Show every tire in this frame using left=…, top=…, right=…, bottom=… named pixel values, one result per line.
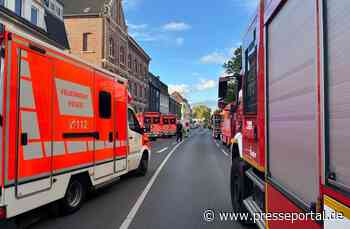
left=137, top=153, right=149, bottom=176
left=230, top=159, right=252, bottom=223
left=60, top=178, right=86, bottom=215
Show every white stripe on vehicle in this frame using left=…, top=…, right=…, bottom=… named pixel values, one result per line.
left=67, top=141, right=87, bottom=154
left=21, top=111, right=40, bottom=139
left=20, top=80, right=35, bottom=109
left=23, top=142, right=43, bottom=160
left=20, top=59, right=30, bottom=78
left=95, top=140, right=105, bottom=150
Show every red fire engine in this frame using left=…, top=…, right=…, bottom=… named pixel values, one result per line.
left=0, top=16, right=151, bottom=223
left=229, top=0, right=350, bottom=228
left=137, top=112, right=162, bottom=139
left=161, top=114, right=177, bottom=137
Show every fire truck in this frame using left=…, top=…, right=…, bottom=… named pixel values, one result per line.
left=211, top=111, right=222, bottom=139
left=136, top=112, right=162, bottom=139
left=218, top=75, right=242, bottom=146
left=229, top=0, right=350, bottom=228
left=0, top=14, right=151, bottom=224
left=161, top=114, right=177, bottom=137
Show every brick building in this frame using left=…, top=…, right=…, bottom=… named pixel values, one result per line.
left=62, top=0, right=150, bottom=112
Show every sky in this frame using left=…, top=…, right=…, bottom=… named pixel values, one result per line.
left=123, top=0, right=258, bottom=109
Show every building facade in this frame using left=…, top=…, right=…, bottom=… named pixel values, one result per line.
left=148, top=72, right=161, bottom=112
left=171, top=91, right=192, bottom=122
left=159, top=81, right=169, bottom=114
left=0, top=0, right=69, bottom=49
left=63, top=0, right=150, bottom=112
left=169, top=96, right=181, bottom=119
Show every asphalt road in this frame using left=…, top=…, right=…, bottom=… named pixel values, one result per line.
left=21, top=129, right=255, bottom=229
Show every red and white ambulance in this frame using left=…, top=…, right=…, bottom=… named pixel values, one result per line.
left=0, top=15, right=151, bottom=223
left=161, top=114, right=177, bottom=137
left=136, top=112, right=162, bottom=139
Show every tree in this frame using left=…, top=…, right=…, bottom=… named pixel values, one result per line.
left=192, top=105, right=212, bottom=123
left=223, top=47, right=242, bottom=75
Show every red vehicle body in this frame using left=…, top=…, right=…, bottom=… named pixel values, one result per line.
left=229, top=0, right=350, bottom=228
left=0, top=16, right=151, bottom=223
left=137, top=112, right=162, bottom=138
left=161, top=114, right=177, bottom=137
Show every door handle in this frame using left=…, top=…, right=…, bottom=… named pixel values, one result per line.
left=21, top=133, right=28, bottom=146
left=129, top=136, right=133, bottom=140
left=109, top=132, right=114, bottom=142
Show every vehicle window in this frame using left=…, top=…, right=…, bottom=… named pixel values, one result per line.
left=244, top=48, right=257, bottom=114
left=153, top=117, right=160, bottom=124
left=99, top=91, right=111, bottom=119
left=144, top=117, right=151, bottom=124
left=163, top=118, right=169, bottom=124
left=128, top=109, right=141, bottom=132
left=170, top=119, right=176, bottom=124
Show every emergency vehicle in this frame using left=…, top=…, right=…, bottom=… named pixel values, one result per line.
left=229, top=0, right=350, bottom=228
left=161, top=114, right=177, bottom=137
left=0, top=14, right=151, bottom=223
left=136, top=112, right=162, bottom=139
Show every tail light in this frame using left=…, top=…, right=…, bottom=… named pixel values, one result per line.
left=0, top=207, right=6, bottom=220
left=142, top=134, right=150, bottom=147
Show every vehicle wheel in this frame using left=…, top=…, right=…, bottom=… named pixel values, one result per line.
left=137, top=153, right=149, bottom=176
left=60, top=178, right=86, bottom=215
left=230, top=159, right=252, bottom=223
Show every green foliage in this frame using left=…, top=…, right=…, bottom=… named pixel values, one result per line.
left=223, top=47, right=242, bottom=75
left=192, top=105, right=212, bottom=123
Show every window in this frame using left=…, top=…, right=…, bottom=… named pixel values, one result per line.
left=134, top=83, right=137, bottom=96
left=82, top=33, right=91, bottom=51
left=56, top=6, right=61, bottom=17
left=144, top=117, right=152, bottom=124
left=120, top=46, right=125, bottom=64
left=128, top=109, right=141, bottom=132
left=99, top=91, right=111, bottom=119
left=128, top=54, right=132, bottom=68
left=244, top=47, right=257, bottom=114
left=31, top=6, right=38, bottom=25
left=134, top=59, right=138, bottom=72
left=15, top=0, right=22, bottom=16
left=153, top=117, right=160, bottom=124
left=109, top=38, right=115, bottom=58
left=44, top=0, right=49, bottom=7
left=163, top=119, right=169, bottom=124
left=0, top=0, right=4, bottom=6
left=50, top=1, right=55, bottom=11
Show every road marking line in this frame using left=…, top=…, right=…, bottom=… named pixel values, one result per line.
left=119, top=141, right=184, bottom=229
left=221, top=149, right=229, bottom=157
left=157, top=147, right=168, bottom=154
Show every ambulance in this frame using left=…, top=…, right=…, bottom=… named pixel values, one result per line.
left=0, top=14, right=151, bottom=223
left=160, top=114, right=177, bottom=137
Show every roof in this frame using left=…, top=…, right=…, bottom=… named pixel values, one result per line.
left=62, top=0, right=107, bottom=16
left=0, top=6, right=69, bottom=50
left=44, top=10, right=70, bottom=49
left=128, top=35, right=151, bottom=62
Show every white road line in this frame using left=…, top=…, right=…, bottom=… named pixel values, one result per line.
left=157, top=147, right=168, bottom=154
left=221, top=149, right=230, bottom=157
left=119, top=141, right=184, bottom=229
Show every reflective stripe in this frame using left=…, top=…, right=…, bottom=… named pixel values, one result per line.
left=21, top=50, right=28, bottom=58
left=23, top=142, right=43, bottom=160
left=105, top=141, right=113, bottom=149
left=44, top=141, right=65, bottom=156
left=20, top=80, right=35, bottom=109
left=21, top=111, right=40, bottom=139
left=87, top=141, right=94, bottom=151
left=115, top=140, right=121, bottom=147
left=95, top=141, right=105, bottom=150
left=20, top=59, right=30, bottom=78
left=67, top=141, right=87, bottom=154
